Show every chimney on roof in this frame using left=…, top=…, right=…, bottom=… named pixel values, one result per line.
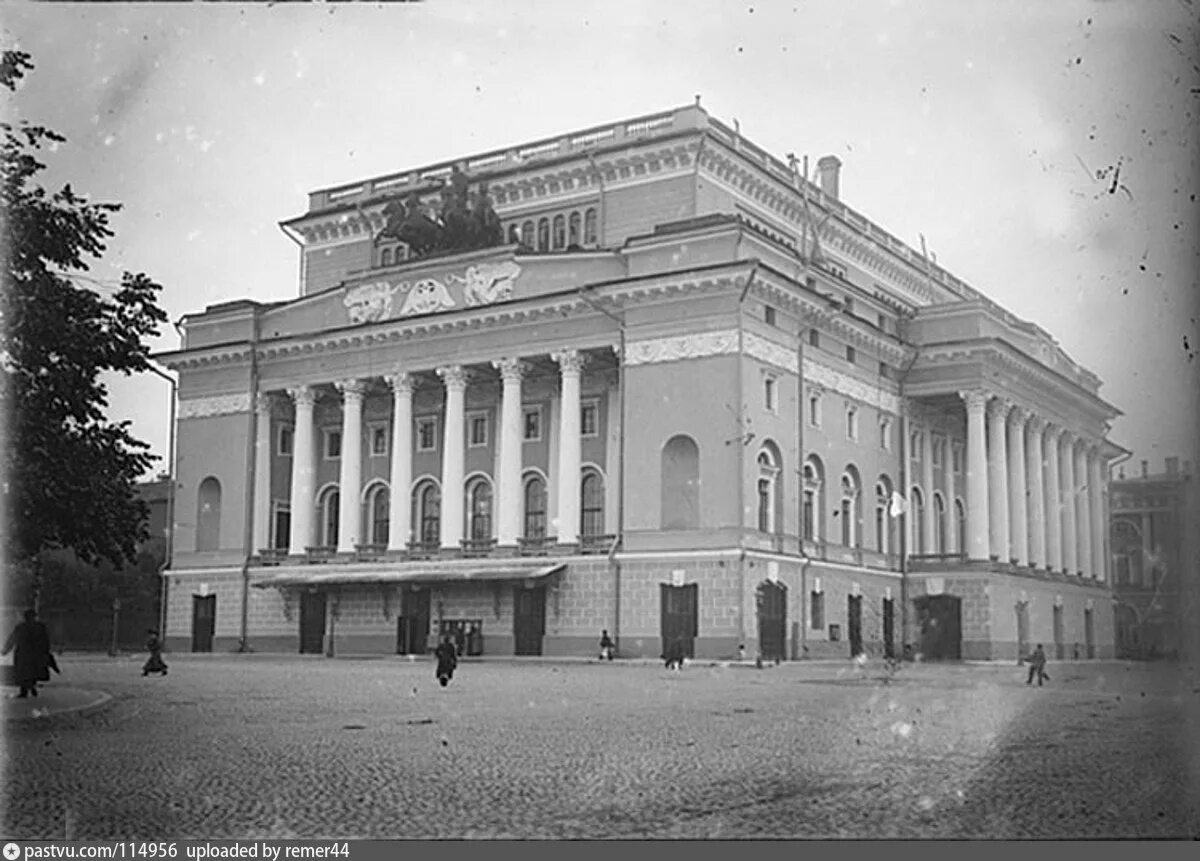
left=817, top=155, right=842, bottom=200
left=1140, top=459, right=1149, bottom=478
left=1166, top=456, right=1179, bottom=476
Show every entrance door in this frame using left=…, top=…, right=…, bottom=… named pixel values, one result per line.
left=299, top=591, right=327, bottom=654
left=1084, top=608, right=1095, bottom=659
left=1016, top=601, right=1030, bottom=661
left=756, top=581, right=786, bottom=663
left=191, top=595, right=216, bottom=653
left=660, top=583, right=698, bottom=659
left=914, top=594, right=962, bottom=660
left=882, top=598, right=896, bottom=659
left=1053, top=605, right=1065, bottom=659
left=397, top=587, right=431, bottom=654
left=847, top=594, right=864, bottom=657
left=513, top=586, right=546, bottom=656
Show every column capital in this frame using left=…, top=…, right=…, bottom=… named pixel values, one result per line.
left=493, top=357, right=527, bottom=384
left=255, top=392, right=277, bottom=417
left=1026, top=414, right=1047, bottom=434
left=1008, top=404, right=1032, bottom=425
left=552, top=348, right=586, bottom=376
left=386, top=371, right=413, bottom=396
left=335, top=378, right=366, bottom=401
left=1059, top=429, right=1078, bottom=448
left=437, top=364, right=470, bottom=391
left=287, top=385, right=316, bottom=408
left=1043, top=422, right=1063, bottom=443
left=958, top=389, right=992, bottom=412
left=986, top=397, right=1013, bottom=421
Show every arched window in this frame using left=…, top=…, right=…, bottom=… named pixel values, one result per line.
left=568, top=211, right=581, bottom=246
left=933, top=492, right=947, bottom=555
left=803, top=456, right=824, bottom=542
left=365, top=483, right=389, bottom=546
left=380, top=247, right=393, bottom=267
left=319, top=486, right=340, bottom=548
left=467, top=477, right=493, bottom=542
left=955, top=499, right=966, bottom=555
left=583, top=208, right=598, bottom=245
left=196, top=476, right=221, bottom=552
left=581, top=470, right=604, bottom=538
left=662, top=435, right=700, bottom=530
left=413, top=480, right=441, bottom=548
left=911, top=487, right=925, bottom=555
left=840, top=468, right=861, bottom=547
left=523, top=474, right=547, bottom=539
left=756, top=446, right=781, bottom=534
left=507, top=224, right=520, bottom=245
left=520, top=220, right=534, bottom=248
left=537, top=218, right=550, bottom=252
left=875, top=478, right=892, bottom=554
left=552, top=214, right=566, bottom=250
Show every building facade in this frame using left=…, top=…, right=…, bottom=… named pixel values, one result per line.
left=160, top=103, right=1124, bottom=661
left=1110, top=457, right=1193, bottom=659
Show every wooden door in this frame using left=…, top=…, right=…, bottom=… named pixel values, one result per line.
left=915, top=594, right=961, bottom=660
left=299, top=591, right=327, bottom=654
left=513, top=586, right=546, bottom=656
left=660, top=583, right=698, bottom=659
left=847, top=594, right=864, bottom=657
left=191, top=595, right=216, bottom=653
left=397, top=588, right=431, bottom=654
left=756, top=581, right=786, bottom=663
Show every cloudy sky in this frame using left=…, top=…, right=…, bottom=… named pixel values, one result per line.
left=5, top=0, right=1198, bottom=478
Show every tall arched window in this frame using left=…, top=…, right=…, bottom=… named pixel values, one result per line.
left=580, top=470, right=605, bottom=538
left=366, top=483, right=389, bottom=546
left=552, top=214, right=566, bottom=250
left=933, top=492, right=947, bottom=555
left=536, top=218, right=550, bottom=252
left=955, top=499, right=966, bottom=557
left=413, top=480, right=441, bottom=548
left=756, top=446, right=781, bottom=533
left=840, top=468, right=861, bottom=547
left=583, top=208, right=598, bottom=245
left=520, top=220, right=534, bottom=248
left=803, top=456, right=824, bottom=541
left=196, top=476, right=222, bottom=552
left=874, top=478, right=892, bottom=554
left=523, top=474, right=547, bottom=539
left=319, top=486, right=340, bottom=548
left=568, top=211, right=581, bottom=246
left=380, top=247, right=393, bottom=267
left=661, top=435, right=700, bottom=530
left=467, top=477, right=493, bottom=542
left=911, top=487, right=926, bottom=555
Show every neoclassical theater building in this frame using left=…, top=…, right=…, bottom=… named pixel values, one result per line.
left=160, top=103, right=1126, bottom=661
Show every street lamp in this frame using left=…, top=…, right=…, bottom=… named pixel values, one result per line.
left=146, top=363, right=177, bottom=641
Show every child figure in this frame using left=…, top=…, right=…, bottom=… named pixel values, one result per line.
left=142, top=629, right=168, bottom=677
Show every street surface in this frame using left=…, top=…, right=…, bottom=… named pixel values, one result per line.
left=3, top=655, right=1198, bottom=839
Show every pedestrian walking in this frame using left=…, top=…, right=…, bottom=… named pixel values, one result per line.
left=599, top=629, right=615, bottom=661
left=2, top=609, right=56, bottom=698
left=1025, top=643, right=1050, bottom=686
left=142, top=629, right=168, bottom=677
left=434, top=635, right=458, bottom=687
left=664, top=635, right=686, bottom=671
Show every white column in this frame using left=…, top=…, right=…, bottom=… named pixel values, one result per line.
left=1007, top=406, right=1029, bottom=567
left=941, top=436, right=957, bottom=555
left=494, top=357, right=525, bottom=546
left=921, top=425, right=936, bottom=554
left=960, top=389, right=990, bottom=561
left=287, top=385, right=317, bottom=553
left=1044, top=424, right=1062, bottom=572
left=1089, top=446, right=1105, bottom=580
left=554, top=348, right=585, bottom=546
left=386, top=372, right=413, bottom=552
left=253, top=393, right=273, bottom=553
left=437, top=365, right=468, bottom=549
left=987, top=398, right=1011, bottom=562
left=335, top=379, right=365, bottom=554
left=1060, top=432, right=1078, bottom=575
left=1025, top=415, right=1047, bottom=568
left=1074, top=441, right=1090, bottom=578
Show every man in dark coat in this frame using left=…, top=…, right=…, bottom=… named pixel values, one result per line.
left=434, top=635, right=458, bottom=687
left=3, top=609, right=54, bottom=698
left=1026, top=643, right=1049, bottom=686
left=143, top=629, right=168, bottom=677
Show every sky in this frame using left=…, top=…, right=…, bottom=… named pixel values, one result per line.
left=4, top=0, right=1198, bottom=479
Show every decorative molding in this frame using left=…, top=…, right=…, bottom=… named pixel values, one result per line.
left=958, top=389, right=992, bottom=412
left=386, top=372, right=413, bottom=396
left=179, top=393, right=252, bottom=420
left=335, top=379, right=366, bottom=401
left=742, top=331, right=798, bottom=374
left=552, top=348, right=586, bottom=376
left=804, top=358, right=901, bottom=414
left=288, top=385, right=317, bottom=409
left=625, top=329, right=739, bottom=366
left=437, top=365, right=469, bottom=391
left=494, top=357, right=526, bottom=384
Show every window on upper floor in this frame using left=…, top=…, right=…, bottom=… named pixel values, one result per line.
left=952, top=444, right=963, bottom=474
left=879, top=361, right=890, bottom=380
left=323, top=429, right=342, bottom=460
left=416, top=417, right=438, bottom=453
left=846, top=404, right=859, bottom=441
left=520, top=220, right=534, bottom=249
left=880, top=417, right=892, bottom=451
left=764, top=305, right=777, bottom=326
left=278, top=425, right=294, bottom=457
left=552, top=214, right=566, bottom=251
left=523, top=405, right=543, bottom=442
left=846, top=345, right=856, bottom=365
left=568, top=212, right=581, bottom=247
left=370, top=424, right=389, bottom=457
left=808, top=391, right=822, bottom=428
left=584, top=208, right=598, bottom=245
left=844, top=296, right=854, bottom=315
left=764, top=375, right=778, bottom=414
left=932, top=437, right=944, bottom=468
left=468, top=412, right=489, bottom=448
left=581, top=400, right=599, bottom=438
left=537, top=218, right=550, bottom=252
left=809, top=329, right=820, bottom=349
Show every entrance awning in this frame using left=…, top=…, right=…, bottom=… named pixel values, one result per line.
left=252, top=562, right=565, bottom=590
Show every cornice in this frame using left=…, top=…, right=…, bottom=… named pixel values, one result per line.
left=160, top=345, right=253, bottom=372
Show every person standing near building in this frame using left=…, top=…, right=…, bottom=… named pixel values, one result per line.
left=599, top=629, right=615, bottom=661
left=1026, top=643, right=1049, bottom=686
left=2, top=609, right=54, bottom=698
left=142, top=628, right=168, bottom=677
left=434, top=635, right=458, bottom=687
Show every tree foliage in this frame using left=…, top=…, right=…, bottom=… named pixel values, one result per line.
left=1, top=50, right=168, bottom=576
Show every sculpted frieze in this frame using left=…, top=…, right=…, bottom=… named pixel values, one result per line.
left=343, top=260, right=522, bottom=325
left=625, top=329, right=739, bottom=366
left=179, top=393, right=252, bottom=420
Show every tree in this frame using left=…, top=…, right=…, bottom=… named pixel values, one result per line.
left=1, top=51, right=168, bottom=602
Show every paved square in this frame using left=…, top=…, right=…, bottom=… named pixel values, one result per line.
left=3, top=655, right=1198, bottom=839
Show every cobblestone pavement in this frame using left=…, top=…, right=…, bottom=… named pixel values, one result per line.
left=3, top=655, right=1198, bottom=839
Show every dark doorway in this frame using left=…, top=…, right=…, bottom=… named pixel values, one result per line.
left=273, top=509, right=291, bottom=552
left=1084, top=608, right=1095, bottom=659
left=882, top=598, right=896, bottom=659
left=756, top=581, right=786, bottom=663
left=191, top=595, right=216, bottom=653
left=1053, top=605, right=1065, bottom=659
left=513, top=585, right=546, bottom=656
left=914, top=594, right=962, bottom=660
left=397, top=587, right=431, bottom=655
left=299, top=590, right=327, bottom=654
left=1016, top=601, right=1030, bottom=661
left=660, top=583, right=698, bottom=659
left=847, top=594, right=864, bottom=657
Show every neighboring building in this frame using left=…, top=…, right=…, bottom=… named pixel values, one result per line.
left=158, top=103, right=1126, bottom=661
left=1110, top=457, right=1193, bottom=659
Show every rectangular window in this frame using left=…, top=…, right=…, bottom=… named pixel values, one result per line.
left=877, top=312, right=887, bottom=331
left=843, top=296, right=854, bottom=315
left=416, top=417, right=438, bottom=452
left=809, top=394, right=821, bottom=428
left=828, top=623, right=842, bottom=642
left=370, top=424, right=389, bottom=457
left=933, top=438, right=943, bottom=467
left=952, top=445, right=963, bottom=474
left=581, top=401, right=599, bottom=438
left=846, top=405, right=858, bottom=441
left=809, top=329, right=820, bottom=348
left=468, top=412, right=489, bottom=447
left=880, top=418, right=891, bottom=451
left=810, top=591, right=825, bottom=630
left=764, top=305, right=777, bottom=326
left=323, top=429, right=342, bottom=459
left=277, top=425, right=294, bottom=457
left=764, top=376, right=777, bottom=413
left=846, top=345, right=856, bottom=365
left=523, top=405, right=543, bottom=442
left=879, top=361, right=890, bottom=379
